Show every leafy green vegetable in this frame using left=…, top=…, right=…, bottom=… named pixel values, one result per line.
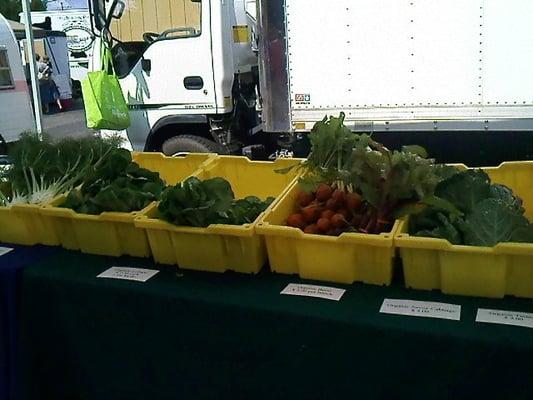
left=408, top=169, right=533, bottom=247
left=434, top=170, right=491, bottom=214
left=278, top=113, right=455, bottom=234
left=351, top=138, right=443, bottom=207
left=224, top=196, right=275, bottom=225
left=158, top=177, right=234, bottom=227
left=61, top=149, right=165, bottom=215
left=489, top=184, right=524, bottom=213
left=412, top=211, right=463, bottom=245
left=158, top=177, right=273, bottom=227
left=433, top=164, right=461, bottom=181
left=421, top=196, right=463, bottom=217
left=459, top=198, right=528, bottom=247
left=347, top=135, right=452, bottom=233
left=1, top=133, right=121, bottom=205
left=277, top=113, right=360, bottom=192
left=510, top=224, right=533, bottom=243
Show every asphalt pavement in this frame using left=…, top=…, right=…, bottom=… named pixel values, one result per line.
left=42, top=98, right=93, bottom=140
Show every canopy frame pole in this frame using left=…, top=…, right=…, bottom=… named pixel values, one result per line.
left=21, top=0, right=44, bottom=138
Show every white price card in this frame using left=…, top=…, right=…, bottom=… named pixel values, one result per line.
left=97, top=267, right=159, bottom=282
left=476, top=308, right=533, bottom=329
left=280, top=283, right=346, bottom=301
left=380, top=299, right=461, bottom=321
left=0, top=247, right=13, bottom=257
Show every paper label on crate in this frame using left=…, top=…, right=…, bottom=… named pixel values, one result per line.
left=380, top=299, right=461, bottom=321
left=0, top=247, right=13, bottom=257
left=476, top=308, right=533, bottom=329
left=97, top=267, right=159, bottom=282
left=280, top=283, right=346, bottom=301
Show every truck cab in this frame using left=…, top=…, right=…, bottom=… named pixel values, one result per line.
left=90, top=0, right=260, bottom=155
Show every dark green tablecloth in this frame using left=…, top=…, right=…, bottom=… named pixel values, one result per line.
left=19, top=250, right=533, bottom=400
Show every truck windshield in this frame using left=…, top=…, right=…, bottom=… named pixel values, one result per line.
left=110, top=0, right=202, bottom=42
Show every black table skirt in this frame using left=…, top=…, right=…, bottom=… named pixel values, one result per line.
left=18, top=250, right=533, bottom=400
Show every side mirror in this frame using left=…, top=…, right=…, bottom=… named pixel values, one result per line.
left=93, top=0, right=125, bottom=32
left=111, top=1, right=126, bottom=19
left=106, top=1, right=125, bottom=28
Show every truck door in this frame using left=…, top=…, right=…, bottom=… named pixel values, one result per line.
left=107, top=0, right=216, bottom=113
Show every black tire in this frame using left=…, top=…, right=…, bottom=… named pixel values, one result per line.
left=161, top=135, right=227, bottom=155
left=0, top=135, right=7, bottom=156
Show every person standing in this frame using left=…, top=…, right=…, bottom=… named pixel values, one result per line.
left=43, top=56, right=64, bottom=112
left=36, top=54, right=52, bottom=114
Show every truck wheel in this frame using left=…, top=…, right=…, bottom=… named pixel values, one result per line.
left=161, top=135, right=227, bottom=155
left=0, top=136, right=7, bottom=155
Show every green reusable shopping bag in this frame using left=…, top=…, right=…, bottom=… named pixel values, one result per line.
left=82, top=45, right=130, bottom=130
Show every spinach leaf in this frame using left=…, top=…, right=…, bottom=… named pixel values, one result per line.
left=158, top=177, right=273, bottom=227
left=223, top=196, right=275, bottom=225
left=158, top=177, right=235, bottom=227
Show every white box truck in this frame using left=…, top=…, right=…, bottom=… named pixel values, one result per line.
left=88, top=0, right=533, bottom=162
left=13, top=22, right=73, bottom=102
left=0, top=14, right=35, bottom=144
left=21, top=9, right=94, bottom=85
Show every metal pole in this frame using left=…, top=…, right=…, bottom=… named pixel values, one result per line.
left=21, top=0, right=44, bottom=138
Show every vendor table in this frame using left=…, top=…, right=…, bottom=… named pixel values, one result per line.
left=19, top=250, right=533, bottom=400
left=0, top=244, right=56, bottom=400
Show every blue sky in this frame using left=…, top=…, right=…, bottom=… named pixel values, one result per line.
left=46, top=0, right=88, bottom=10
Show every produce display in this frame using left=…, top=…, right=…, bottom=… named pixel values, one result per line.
left=1, top=114, right=532, bottom=261
left=409, top=169, right=533, bottom=246
left=0, top=118, right=533, bottom=296
left=281, top=113, right=455, bottom=235
left=0, top=133, right=121, bottom=206
left=158, top=176, right=274, bottom=227
left=61, top=148, right=165, bottom=214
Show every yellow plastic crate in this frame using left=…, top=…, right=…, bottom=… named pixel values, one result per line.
left=396, top=161, right=533, bottom=298
left=135, top=156, right=303, bottom=273
left=0, top=205, right=36, bottom=245
left=256, top=181, right=399, bottom=285
left=0, top=203, right=61, bottom=246
left=40, top=152, right=214, bottom=257
left=131, top=152, right=217, bottom=185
